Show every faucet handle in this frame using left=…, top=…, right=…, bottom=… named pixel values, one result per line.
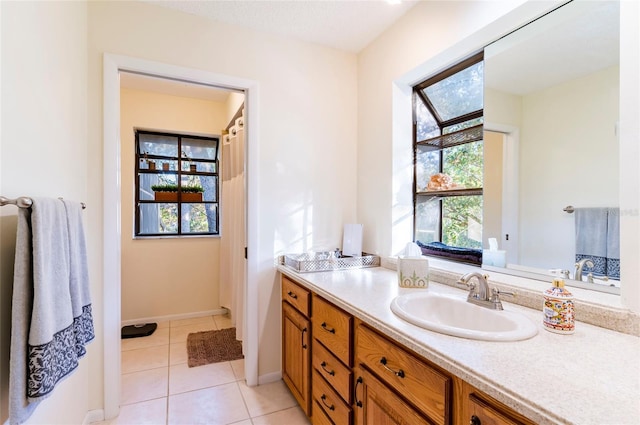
left=491, top=288, right=515, bottom=302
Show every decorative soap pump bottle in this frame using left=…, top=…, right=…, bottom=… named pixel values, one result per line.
left=542, top=278, right=575, bottom=334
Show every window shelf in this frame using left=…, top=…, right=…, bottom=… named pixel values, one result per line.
left=416, top=187, right=483, bottom=200
left=417, top=124, right=484, bottom=151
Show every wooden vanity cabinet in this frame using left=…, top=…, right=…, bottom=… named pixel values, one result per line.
left=281, top=274, right=536, bottom=425
left=282, top=277, right=312, bottom=416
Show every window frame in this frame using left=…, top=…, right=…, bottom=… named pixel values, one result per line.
left=412, top=52, right=484, bottom=263
left=134, top=129, right=220, bottom=237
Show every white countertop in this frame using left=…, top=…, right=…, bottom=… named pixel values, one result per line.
left=278, top=265, right=640, bottom=425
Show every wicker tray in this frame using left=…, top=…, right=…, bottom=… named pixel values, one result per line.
left=283, top=252, right=380, bottom=273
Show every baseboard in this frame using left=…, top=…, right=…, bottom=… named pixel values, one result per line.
left=83, top=409, right=104, bottom=425
left=258, top=370, right=283, bottom=385
left=121, top=308, right=228, bottom=327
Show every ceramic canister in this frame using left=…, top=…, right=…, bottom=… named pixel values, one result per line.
left=542, top=278, right=575, bottom=334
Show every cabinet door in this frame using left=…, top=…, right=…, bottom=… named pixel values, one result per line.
left=354, top=367, right=434, bottom=425
left=466, top=393, right=532, bottom=425
left=282, top=301, right=311, bottom=416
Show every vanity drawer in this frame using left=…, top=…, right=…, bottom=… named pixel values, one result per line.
left=312, top=295, right=353, bottom=366
left=356, top=324, right=451, bottom=425
left=312, top=338, right=353, bottom=403
left=282, top=276, right=310, bottom=317
left=312, top=370, right=352, bottom=425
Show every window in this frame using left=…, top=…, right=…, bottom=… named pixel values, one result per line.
left=413, top=52, right=484, bottom=263
left=135, top=130, right=220, bottom=236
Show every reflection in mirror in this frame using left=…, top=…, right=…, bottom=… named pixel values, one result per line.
left=483, top=0, right=620, bottom=293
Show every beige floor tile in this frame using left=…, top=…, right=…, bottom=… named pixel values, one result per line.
left=169, top=342, right=188, bottom=365
left=252, top=406, right=311, bottom=425
left=238, top=380, right=298, bottom=418
left=213, top=314, right=234, bottom=329
left=108, top=398, right=167, bottom=424
left=170, top=322, right=216, bottom=344
left=168, top=382, right=249, bottom=425
left=122, top=345, right=169, bottom=374
left=227, top=421, right=252, bottom=425
left=121, top=328, right=170, bottom=351
left=230, top=359, right=245, bottom=381
left=169, top=361, right=236, bottom=395
left=121, top=367, right=168, bottom=405
left=170, top=315, right=215, bottom=328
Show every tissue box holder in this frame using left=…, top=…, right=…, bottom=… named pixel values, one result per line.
left=397, top=257, right=429, bottom=288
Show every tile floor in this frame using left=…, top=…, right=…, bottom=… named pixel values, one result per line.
left=96, top=314, right=310, bottom=425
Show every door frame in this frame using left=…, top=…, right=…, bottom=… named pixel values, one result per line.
left=102, top=53, right=259, bottom=419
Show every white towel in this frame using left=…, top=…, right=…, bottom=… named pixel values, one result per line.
left=9, top=198, right=94, bottom=424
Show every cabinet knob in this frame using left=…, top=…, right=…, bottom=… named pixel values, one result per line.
left=287, top=291, right=298, bottom=299
left=380, top=357, right=405, bottom=378
left=321, top=322, right=336, bottom=334
left=470, top=415, right=481, bottom=425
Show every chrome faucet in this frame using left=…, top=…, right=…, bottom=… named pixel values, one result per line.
left=456, top=272, right=514, bottom=310
left=574, top=259, right=595, bottom=281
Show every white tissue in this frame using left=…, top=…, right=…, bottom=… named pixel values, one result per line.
left=483, top=237, right=506, bottom=267
left=402, top=242, right=422, bottom=258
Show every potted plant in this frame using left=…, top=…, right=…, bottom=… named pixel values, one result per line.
left=141, top=151, right=156, bottom=170
left=151, top=183, right=204, bottom=202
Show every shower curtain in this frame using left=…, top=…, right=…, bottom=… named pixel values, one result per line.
left=219, top=117, right=246, bottom=342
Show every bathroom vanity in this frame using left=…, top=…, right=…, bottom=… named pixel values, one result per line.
left=279, top=266, right=640, bottom=425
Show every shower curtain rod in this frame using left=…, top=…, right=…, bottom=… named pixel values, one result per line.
left=0, top=196, right=86, bottom=209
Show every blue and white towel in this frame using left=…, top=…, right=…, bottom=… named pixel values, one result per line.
left=9, top=198, right=94, bottom=424
left=575, top=207, right=620, bottom=279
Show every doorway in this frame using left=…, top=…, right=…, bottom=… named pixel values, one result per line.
left=103, top=54, right=259, bottom=420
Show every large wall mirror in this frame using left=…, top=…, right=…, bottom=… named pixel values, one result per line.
left=483, top=0, right=620, bottom=294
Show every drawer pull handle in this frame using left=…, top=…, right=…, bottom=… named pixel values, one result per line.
left=354, top=376, right=363, bottom=408
left=321, top=322, right=336, bottom=334
left=470, top=415, right=481, bottom=425
left=301, top=327, right=308, bottom=349
left=320, top=394, right=335, bottom=411
left=320, top=361, right=335, bottom=376
left=287, top=291, right=298, bottom=299
left=380, top=357, right=405, bottom=378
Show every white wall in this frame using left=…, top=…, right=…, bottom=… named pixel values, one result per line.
left=120, top=88, right=226, bottom=322
left=357, top=0, right=530, bottom=257
left=0, top=1, right=92, bottom=424
left=518, top=66, right=619, bottom=271
left=88, top=0, right=358, bottom=400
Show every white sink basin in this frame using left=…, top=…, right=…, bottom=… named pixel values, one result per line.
left=390, top=292, right=538, bottom=341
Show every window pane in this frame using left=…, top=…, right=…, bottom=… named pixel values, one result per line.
left=138, top=134, right=178, bottom=158
left=416, top=147, right=440, bottom=192
left=181, top=175, right=217, bottom=202
left=182, top=160, right=217, bottom=174
left=442, top=141, right=483, bottom=189
left=442, top=196, right=482, bottom=249
left=182, top=137, right=218, bottom=161
left=422, top=61, right=483, bottom=121
left=415, top=95, right=439, bottom=141
left=181, top=203, right=218, bottom=234
left=415, top=198, right=441, bottom=244
left=139, top=203, right=178, bottom=234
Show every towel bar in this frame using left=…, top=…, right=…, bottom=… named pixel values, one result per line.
left=0, top=196, right=86, bottom=209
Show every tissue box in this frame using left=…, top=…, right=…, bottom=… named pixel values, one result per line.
left=482, top=250, right=506, bottom=267
left=397, top=257, right=429, bottom=288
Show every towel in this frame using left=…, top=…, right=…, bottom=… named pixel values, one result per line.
left=9, top=198, right=94, bottom=424
left=574, top=207, right=620, bottom=279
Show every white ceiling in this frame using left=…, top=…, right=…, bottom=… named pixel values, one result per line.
left=143, top=0, right=418, bottom=53
left=124, top=0, right=418, bottom=99
left=485, top=1, right=619, bottom=96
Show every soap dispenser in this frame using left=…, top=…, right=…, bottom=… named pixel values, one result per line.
left=542, top=278, right=575, bottom=334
